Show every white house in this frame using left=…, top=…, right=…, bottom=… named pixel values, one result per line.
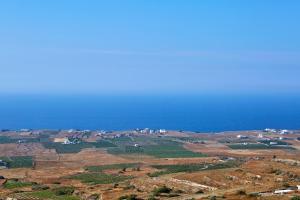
left=62, top=139, right=72, bottom=144
left=270, top=142, right=278, bottom=145
left=280, top=130, right=289, bottom=134
left=159, top=129, right=167, bottom=134
left=274, top=189, right=293, bottom=194
left=237, top=135, right=248, bottom=139
left=264, top=128, right=277, bottom=133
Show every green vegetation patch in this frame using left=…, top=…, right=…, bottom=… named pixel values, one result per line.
left=166, top=136, right=206, bottom=143
left=0, top=136, right=41, bottom=143
left=0, top=156, right=33, bottom=168
left=107, top=136, right=133, bottom=144
left=52, top=186, right=75, bottom=196
left=86, top=163, right=141, bottom=172
left=228, top=143, right=295, bottom=150
left=291, top=196, right=300, bottom=200
left=107, top=146, right=143, bottom=154
left=143, top=144, right=206, bottom=158
left=260, top=140, right=290, bottom=145
left=69, top=172, right=133, bottom=185
left=43, top=142, right=93, bottom=153
left=149, top=161, right=240, bottom=177
left=17, top=190, right=79, bottom=200
left=0, top=136, right=17, bottom=144
left=42, top=140, right=116, bottom=153
left=4, top=180, right=34, bottom=189
left=93, top=140, right=117, bottom=148
left=108, top=140, right=206, bottom=158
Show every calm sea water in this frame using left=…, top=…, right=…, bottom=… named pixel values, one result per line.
left=0, top=94, right=300, bottom=132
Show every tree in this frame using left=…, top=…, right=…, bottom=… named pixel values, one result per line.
left=291, top=196, right=300, bottom=200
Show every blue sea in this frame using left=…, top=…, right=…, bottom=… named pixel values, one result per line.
left=0, top=94, right=300, bottom=132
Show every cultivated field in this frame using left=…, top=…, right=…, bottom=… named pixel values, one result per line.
left=1, top=129, right=300, bottom=200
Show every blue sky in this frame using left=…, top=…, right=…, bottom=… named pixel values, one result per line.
left=0, top=0, right=300, bottom=95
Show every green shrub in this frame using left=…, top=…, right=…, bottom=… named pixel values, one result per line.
left=195, top=189, right=204, bottom=194
left=32, top=184, right=50, bottom=191
left=248, top=192, right=260, bottom=197
left=88, top=194, right=100, bottom=200
left=210, top=196, right=217, bottom=200
left=236, top=189, right=246, bottom=195
left=147, top=196, right=158, bottom=200
left=118, top=194, right=138, bottom=200
left=152, top=186, right=172, bottom=196
left=52, top=186, right=75, bottom=196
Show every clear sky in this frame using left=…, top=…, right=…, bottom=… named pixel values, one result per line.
left=1, top=0, right=300, bottom=95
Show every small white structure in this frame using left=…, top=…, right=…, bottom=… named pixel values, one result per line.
left=264, top=128, right=277, bottom=133
left=134, top=143, right=140, bottom=147
left=274, top=189, right=293, bottom=195
left=255, top=175, right=262, bottom=180
left=62, top=139, right=72, bottom=144
left=140, top=128, right=150, bottom=134
left=297, top=185, right=300, bottom=190
left=280, top=130, right=289, bottom=134
left=258, top=133, right=263, bottom=138
left=270, top=142, right=278, bottom=145
left=237, top=135, right=248, bottom=139
left=159, top=129, right=167, bottom=134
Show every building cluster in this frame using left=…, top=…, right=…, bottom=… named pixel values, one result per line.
left=136, top=128, right=167, bottom=134
left=51, top=128, right=168, bottom=144
left=264, top=128, right=292, bottom=135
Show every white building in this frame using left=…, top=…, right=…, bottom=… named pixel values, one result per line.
left=264, top=128, right=277, bottom=133
left=237, top=135, right=248, bottom=139
left=270, top=142, right=278, bottom=145
left=62, top=139, right=72, bottom=144
left=274, top=189, right=293, bottom=194
left=280, top=130, right=289, bottom=135
left=159, top=129, right=167, bottom=134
